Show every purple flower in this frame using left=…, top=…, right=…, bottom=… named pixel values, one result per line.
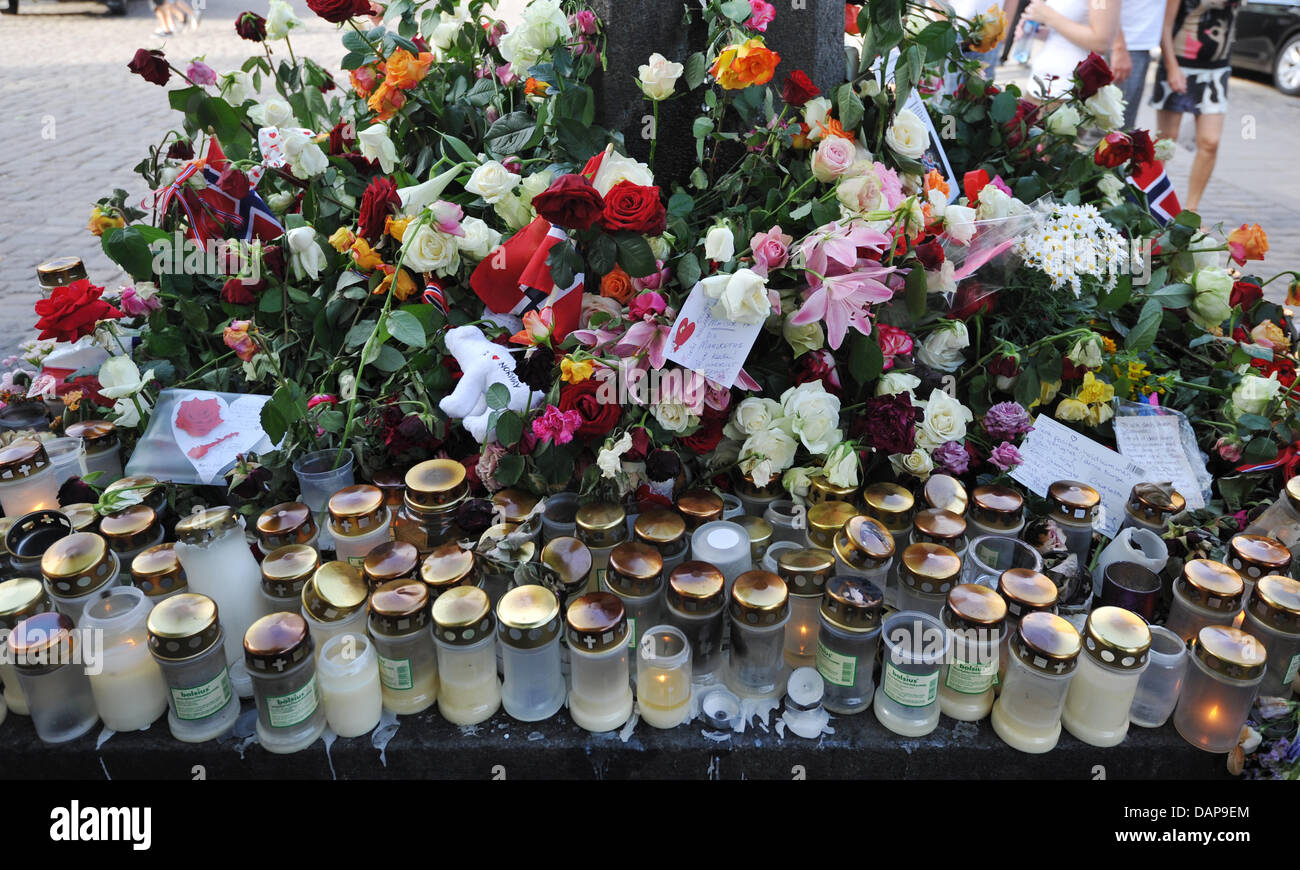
left=932, top=440, right=970, bottom=475
left=983, top=401, right=1034, bottom=441
left=989, top=442, right=1024, bottom=472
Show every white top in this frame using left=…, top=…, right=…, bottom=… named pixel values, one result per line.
left=1121, top=0, right=1166, bottom=51
left=1029, top=0, right=1092, bottom=98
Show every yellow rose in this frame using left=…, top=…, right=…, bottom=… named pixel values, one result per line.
left=1055, top=398, right=1088, bottom=422
left=385, top=215, right=412, bottom=242
left=561, top=357, right=594, bottom=384
left=87, top=206, right=125, bottom=237
left=1029, top=379, right=1062, bottom=409
left=349, top=239, right=384, bottom=272
left=1076, top=372, right=1115, bottom=405
left=328, top=226, right=356, bottom=253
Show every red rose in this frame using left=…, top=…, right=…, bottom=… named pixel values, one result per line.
left=235, top=11, right=267, bottom=41
left=793, top=349, right=842, bottom=395
left=222, top=276, right=265, bottom=305
left=947, top=280, right=998, bottom=319
left=913, top=236, right=945, bottom=270
left=34, top=280, right=123, bottom=343
left=681, top=416, right=724, bottom=454
left=216, top=166, right=251, bottom=201
left=599, top=181, right=666, bottom=235
left=358, top=176, right=401, bottom=242
left=781, top=69, right=820, bottom=106
left=166, top=140, right=194, bottom=160
left=306, top=0, right=370, bottom=24
left=262, top=244, right=287, bottom=279
left=626, top=426, right=651, bottom=461
left=1004, top=99, right=1038, bottom=149
left=1061, top=358, right=1088, bottom=381
left=1128, top=129, right=1155, bottom=167
left=1074, top=51, right=1113, bottom=100
left=128, top=49, right=170, bottom=87
left=327, top=120, right=355, bottom=155
left=1093, top=132, right=1132, bottom=168
left=1231, top=281, right=1263, bottom=310
left=845, top=3, right=862, bottom=35
left=557, top=379, right=620, bottom=440
left=962, top=169, right=991, bottom=204
left=176, top=397, right=224, bottom=438
left=531, top=174, right=605, bottom=231
left=320, top=74, right=337, bottom=93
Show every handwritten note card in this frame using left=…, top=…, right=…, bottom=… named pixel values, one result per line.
left=170, top=391, right=275, bottom=484
left=1114, top=415, right=1207, bottom=510
left=663, top=283, right=764, bottom=389
left=1011, top=415, right=1148, bottom=537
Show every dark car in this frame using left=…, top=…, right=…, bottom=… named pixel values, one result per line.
left=1231, top=0, right=1300, bottom=95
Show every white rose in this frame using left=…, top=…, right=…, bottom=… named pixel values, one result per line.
left=876, top=371, right=921, bottom=398
left=590, top=149, right=654, bottom=196
left=916, top=389, right=974, bottom=450
left=1154, top=136, right=1176, bottom=163
left=926, top=260, right=957, bottom=295
left=648, top=234, right=673, bottom=259
left=285, top=226, right=325, bottom=281
left=466, top=160, right=522, bottom=204
left=698, top=269, right=771, bottom=325
left=1084, top=84, right=1126, bottom=132
left=358, top=123, right=397, bottom=174
left=267, top=191, right=294, bottom=213
left=837, top=173, right=889, bottom=217
left=1067, top=333, right=1105, bottom=369
left=456, top=217, right=502, bottom=262
left=823, top=443, right=859, bottom=488
left=916, top=320, right=969, bottom=372
left=783, top=466, right=819, bottom=499
left=519, top=169, right=553, bottom=204
left=803, top=97, right=833, bottom=139
left=889, top=449, right=935, bottom=480
left=1097, top=173, right=1126, bottom=206
left=1189, top=231, right=1227, bottom=272
left=1046, top=105, right=1081, bottom=136
left=724, top=397, right=783, bottom=440
left=265, top=0, right=303, bottom=40
left=248, top=97, right=293, bottom=128
left=1230, top=373, right=1282, bottom=418
left=499, top=28, right=544, bottom=75
left=493, top=193, right=534, bottom=231
left=219, top=70, right=256, bottom=106
left=884, top=108, right=930, bottom=160
left=432, top=20, right=462, bottom=50
left=740, top=425, right=798, bottom=486
left=652, top=399, right=697, bottom=433
left=98, top=355, right=154, bottom=400
left=291, top=140, right=328, bottom=179
left=944, top=204, right=977, bottom=245
left=638, top=53, right=683, bottom=101
left=704, top=225, right=735, bottom=262
left=783, top=317, right=824, bottom=357
left=598, top=431, right=633, bottom=479
left=812, top=135, right=857, bottom=182
left=780, top=381, right=842, bottom=455
left=402, top=224, right=461, bottom=276
left=111, top=394, right=151, bottom=429
left=974, top=185, right=1028, bottom=221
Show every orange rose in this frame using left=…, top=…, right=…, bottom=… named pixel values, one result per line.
left=1227, top=223, right=1268, bottom=265
left=350, top=239, right=384, bottom=272
left=816, top=118, right=855, bottom=142
left=1287, top=278, right=1300, bottom=308
left=600, top=265, right=636, bottom=305
left=924, top=169, right=950, bottom=198
left=710, top=38, right=781, bottom=90
left=350, top=64, right=379, bottom=99
left=367, top=81, right=406, bottom=121
left=385, top=215, right=411, bottom=241
left=375, top=266, right=419, bottom=301
left=384, top=49, right=433, bottom=90
left=791, top=122, right=812, bottom=150
left=524, top=77, right=552, bottom=97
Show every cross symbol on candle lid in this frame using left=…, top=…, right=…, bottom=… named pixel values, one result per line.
left=340, top=519, right=353, bottom=532
left=18, top=464, right=30, bottom=476
left=273, top=658, right=287, bottom=672
left=1053, top=660, right=1067, bottom=673
left=582, top=635, right=597, bottom=649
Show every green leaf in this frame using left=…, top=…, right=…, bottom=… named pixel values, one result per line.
left=440, top=132, right=479, bottom=163
left=837, top=83, right=864, bottom=133
left=684, top=53, right=708, bottom=90
left=495, top=454, right=525, bottom=487
left=1237, top=414, right=1272, bottom=432
left=484, top=111, right=540, bottom=158
left=547, top=240, right=582, bottom=289
left=904, top=266, right=928, bottom=320
left=667, top=192, right=695, bottom=217
left=587, top=233, right=619, bottom=278
left=496, top=411, right=524, bottom=447
left=721, top=0, right=754, bottom=21
left=486, top=382, right=511, bottom=410
left=101, top=225, right=170, bottom=282
left=1013, top=366, right=1042, bottom=408
left=1242, top=437, right=1278, bottom=463
left=1144, top=282, right=1194, bottom=309
left=990, top=91, right=1018, bottom=124
left=555, top=118, right=608, bottom=163
left=260, top=401, right=288, bottom=447
left=345, top=319, right=378, bottom=349
left=847, top=332, right=884, bottom=386
left=385, top=309, right=426, bottom=348
left=613, top=233, right=656, bottom=278
left=1126, top=298, right=1163, bottom=352
left=675, top=252, right=702, bottom=290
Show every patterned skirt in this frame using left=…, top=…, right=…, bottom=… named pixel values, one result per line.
left=1150, top=64, right=1231, bottom=115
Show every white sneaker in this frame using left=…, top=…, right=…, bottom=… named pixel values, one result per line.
left=152, top=28, right=172, bottom=37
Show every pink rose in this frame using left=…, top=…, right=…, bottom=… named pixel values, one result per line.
left=632, top=261, right=670, bottom=291
left=569, top=9, right=597, bottom=34
left=1215, top=437, right=1243, bottom=463
left=750, top=225, right=793, bottom=276
left=747, top=0, right=776, bottom=31
left=186, top=61, right=218, bottom=86
left=629, top=291, right=667, bottom=321
left=118, top=287, right=162, bottom=317
left=811, top=135, right=856, bottom=182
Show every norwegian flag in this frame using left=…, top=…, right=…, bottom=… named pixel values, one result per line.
left=469, top=216, right=584, bottom=341
left=1127, top=159, right=1182, bottom=227
left=176, top=141, right=284, bottom=250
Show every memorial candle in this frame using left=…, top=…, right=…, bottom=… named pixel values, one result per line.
left=79, top=586, right=168, bottom=733
left=636, top=625, right=692, bottom=729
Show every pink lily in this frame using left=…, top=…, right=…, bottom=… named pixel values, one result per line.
left=790, top=265, right=897, bottom=350
left=798, top=222, right=891, bottom=288
left=613, top=308, right=676, bottom=371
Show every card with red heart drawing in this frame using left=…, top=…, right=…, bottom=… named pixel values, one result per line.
left=663, top=281, right=764, bottom=389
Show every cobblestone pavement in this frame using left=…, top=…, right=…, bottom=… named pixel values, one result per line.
left=0, top=2, right=1296, bottom=359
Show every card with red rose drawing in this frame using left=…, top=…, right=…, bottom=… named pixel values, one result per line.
left=663, top=282, right=764, bottom=389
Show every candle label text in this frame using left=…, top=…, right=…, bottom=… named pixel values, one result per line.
left=379, top=655, right=414, bottom=691
left=943, top=658, right=998, bottom=695
left=882, top=663, right=939, bottom=708
left=172, top=669, right=234, bottom=721
left=266, top=674, right=320, bottom=728
left=815, top=641, right=856, bottom=687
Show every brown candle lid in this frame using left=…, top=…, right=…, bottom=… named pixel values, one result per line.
left=256, top=502, right=317, bottom=549
left=497, top=584, right=561, bottom=648
left=861, top=482, right=914, bottom=532
left=419, top=541, right=477, bottom=594
left=540, top=537, right=592, bottom=592
left=1286, top=476, right=1300, bottom=514
left=666, top=561, right=725, bottom=614
left=944, top=583, right=1007, bottom=629
left=60, top=503, right=100, bottom=534
left=0, top=438, right=50, bottom=480
left=1246, top=575, right=1300, bottom=634
left=1127, top=482, right=1186, bottom=521
left=807, top=475, right=858, bottom=504
left=970, top=485, right=1024, bottom=529
left=404, top=459, right=468, bottom=511
left=1192, top=625, right=1268, bottom=680
left=8, top=611, right=75, bottom=663
left=36, top=256, right=88, bottom=288
left=303, top=562, right=369, bottom=623
left=912, top=508, right=967, bottom=545
left=1014, top=612, right=1082, bottom=674
left=739, top=515, right=773, bottom=557
left=1047, top=480, right=1100, bottom=523
left=98, top=504, right=159, bottom=552
left=997, top=568, right=1059, bottom=618
left=676, top=489, right=723, bottom=527
left=565, top=591, right=628, bottom=653
left=328, top=485, right=387, bottom=536
left=605, top=541, right=663, bottom=597
left=776, top=548, right=834, bottom=599
left=0, top=577, right=51, bottom=631
left=634, top=509, right=686, bottom=546
left=730, top=571, right=789, bottom=626
left=131, top=543, right=187, bottom=598
left=65, top=419, right=119, bottom=453
left=1227, top=534, right=1291, bottom=578
left=40, top=532, right=117, bottom=597
left=6, top=510, right=72, bottom=568
left=1081, top=606, right=1151, bottom=670
left=807, top=500, right=858, bottom=548
left=899, top=542, right=962, bottom=593
left=174, top=506, right=240, bottom=545
left=833, top=515, right=895, bottom=569
left=432, top=585, right=493, bottom=644
left=261, top=544, right=320, bottom=598
left=1178, top=559, right=1244, bottom=611
left=369, top=578, right=431, bottom=634
left=147, top=592, right=222, bottom=659
left=492, top=488, right=539, bottom=524
left=370, top=467, right=407, bottom=508
left=243, top=612, right=313, bottom=672
left=923, top=474, right=968, bottom=515
left=575, top=502, right=627, bottom=548
left=819, top=575, right=883, bottom=633
left=364, top=540, right=420, bottom=588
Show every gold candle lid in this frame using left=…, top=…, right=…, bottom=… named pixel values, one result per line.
left=404, top=459, right=468, bottom=512
left=1126, top=483, right=1186, bottom=523
left=40, top=532, right=118, bottom=597
left=776, top=547, right=835, bottom=599
left=1227, top=534, right=1291, bottom=579
left=328, top=485, right=387, bottom=536
left=1014, top=611, right=1082, bottom=674
left=147, top=592, right=222, bottom=660
left=634, top=509, right=686, bottom=548
left=370, top=467, right=407, bottom=508
left=676, top=489, right=723, bottom=528
left=833, top=515, right=895, bottom=570
left=174, top=506, right=240, bottom=545
left=8, top=611, right=76, bottom=664
left=497, top=584, right=562, bottom=648
left=807, top=475, right=859, bottom=505
left=0, top=438, right=50, bottom=481
left=861, top=482, right=915, bottom=533
left=1081, top=606, right=1151, bottom=670
left=807, top=501, right=858, bottom=549
left=575, top=501, right=627, bottom=549
left=432, top=585, right=493, bottom=644
left=1178, top=559, right=1244, bottom=612
left=1192, top=625, right=1268, bottom=680
left=256, top=501, right=317, bottom=549
left=730, top=570, right=789, bottom=626
left=540, top=536, right=592, bottom=594
left=0, top=517, right=13, bottom=556
left=820, top=575, right=884, bottom=633
left=970, top=485, right=1025, bottom=530
left=369, top=578, right=431, bottom=634
left=418, top=542, right=477, bottom=595
left=1048, top=480, right=1100, bottom=524
left=923, top=474, right=968, bottom=515
left=261, top=544, right=320, bottom=599
left=944, top=583, right=1007, bottom=630
left=734, top=469, right=783, bottom=498
left=898, top=542, right=962, bottom=594
left=37, top=256, right=88, bottom=288
left=565, top=591, right=628, bottom=653
left=1247, top=575, right=1300, bottom=634
left=1286, top=476, right=1300, bottom=513
left=492, top=488, right=539, bottom=524
left=131, top=543, right=187, bottom=598
left=98, top=504, right=159, bottom=552
left=997, top=568, right=1059, bottom=619
left=912, top=508, right=966, bottom=546
left=243, top=612, right=313, bottom=672
left=302, top=561, right=369, bottom=623
left=60, top=503, right=99, bottom=533
left=739, top=516, right=773, bottom=561
left=605, top=541, right=664, bottom=598
left=106, top=475, right=165, bottom=512
left=666, top=561, right=725, bottom=614
left=0, top=577, right=52, bottom=631
left=364, top=540, right=420, bottom=588
left=64, top=419, right=119, bottom=454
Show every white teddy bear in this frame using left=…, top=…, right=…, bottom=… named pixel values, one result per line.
left=439, top=325, right=541, bottom=443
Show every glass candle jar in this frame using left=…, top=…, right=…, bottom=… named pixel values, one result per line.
left=476, top=523, right=537, bottom=607
left=540, top=492, right=581, bottom=543
left=665, top=561, right=726, bottom=686
left=370, top=468, right=406, bottom=533
left=874, top=610, right=951, bottom=737
left=566, top=592, right=634, bottom=732
left=576, top=502, right=628, bottom=593
left=764, top=500, right=804, bottom=545
left=260, top=544, right=319, bottom=617
left=832, top=515, right=895, bottom=590
left=1092, top=528, right=1168, bottom=593
left=726, top=570, right=790, bottom=701
left=7, top=611, right=98, bottom=743
left=316, top=632, right=383, bottom=738
left=130, top=544, right=188, bottom=602
left=0, top=577, right=53, bottom=716
left=41, top=532, right=121, bottom=624
left=1173, top=625, right=1269, bottom=753
left=690, top=520, right=752, bottom=595
left=816, top=576, right=884, bottom=715
left=65, top=420, right=123, bottom=487
left=806, top=501, right=859, bottom=552
left=7, top=509, right=72, bottom=578
left=1166, top=559, right=1245, bottom=643
left=897, top=543, right=963, bottom=618
left=635, top=509, right=689, bottom=574
left=990, top=612, right=1082, bottom=753
left=147, top=593, right=241, bottom=742
left=720, top=493, right=744, bottom=522
left=0, top=439, right=59, bottom=517
left=1097, top=561, right=1163, bottom=622
left=777, top=547, right=834, bottom=669
left=368, top=579, right=438, bottom=715
left=44, top=437, right=86, bottom=490
left=923, top=474, right=969, bottom=516
left=432, top=586, right=501, bottom=726
left=393, top=459, right=467, bottom=557
left=1047, top=480, right=1101, bottom=570
left=962, top=534, right=1042, bottom=589
left=301, top=561, right=371, bottom=656
left=362, top=541, right=420, bottom=591
left=1226, top=534, right=1291, bottom=601
left=1118, top=482, right=1186, bottom=535
left=603, top=541, right=664, bottom=666
left=995, top=568, right=1059, bottom=689
left=739, top=516, right=772, bottom=567
left=292, top=448, right=355, bottom=554
left=637, top=624, right=692, bottom=729
left=79, top=586, right=168, bottom=732
left=99, top=504, right=165, bottom=582
left=862, top=482, right=915, bottom=561
left=939, top=584, right=1007, bottom=722
left=36, top=255, right=88, bottom=296
left=1241, top=475, right=1300, bottom=551
left=1241, top=575, right=1300, bottom=697
left=734, top=470, right=783, bottom=517
left=174, top=507, right=263, bottom=699
left=762, top=541, right=803, bottom=574
left=255, top=501, right=319, bottom=557
left=1129, top=624, right=1189, bottom=728
left=497, top=584, right=565, bottom=722
left=967, top=485, right=1026, bottom=541
left=419, top=541, right=480, bottom=603
left=1061, top=606, right=1151, bottom=747
left=676, top=489, right=724, bottom=530
left=245, top=612, right=326, bottom=754
left=328, top=485, right=392, bottom=567
left=911, top=508, right=968, bottom=561
left=808, top=475, right=859, bottom=506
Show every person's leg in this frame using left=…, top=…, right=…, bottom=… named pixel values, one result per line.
left=153, top=1, right=174, bottom=33
left=1118, top=49, right=1151, bottom=131
left=1155, top=109, right=1182, bottom=144
left=1186, top=112, right=1224, bottom=211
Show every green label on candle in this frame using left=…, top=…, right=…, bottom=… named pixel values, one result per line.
left=1285, top=653, right=1300, bottom=686
left=882, top=662, right=938, bottom=708
left=266, top=674, right=320, bottom=728
left=816, top=640, right=856, bottom=687
left=172, top=669, right=233, bottom=721
left=347, top=556, right=366, bottom=568
left=627, top=617, right=636, bottom=648
left=943, top=658, right=997, bottom=695
left=379, top=655, right=414, bottom=690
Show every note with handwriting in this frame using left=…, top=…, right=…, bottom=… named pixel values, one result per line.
left=1011, top=415, right=1148, bottom=537
left=1113, top=415, right=1207, bottom=510
left=663, top=282, right=763, bottom=389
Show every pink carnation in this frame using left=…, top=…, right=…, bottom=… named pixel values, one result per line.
left=876, top=323, right=913, bottom=371
left=531, top=404, right=583, bottom=445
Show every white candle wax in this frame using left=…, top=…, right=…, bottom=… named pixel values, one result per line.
left=637, top=665, right=691, bottom=729
left=175, top=526, right=263, bottom=698
left=435, top=639, right=501, bottom=726
left=1061, top=656, right=1146, bottom=747
left=317, top=634, right=383, bottom=738
left=690, top=522, right=751, bottom=595
left=90, top=641, right=169, bottom=732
